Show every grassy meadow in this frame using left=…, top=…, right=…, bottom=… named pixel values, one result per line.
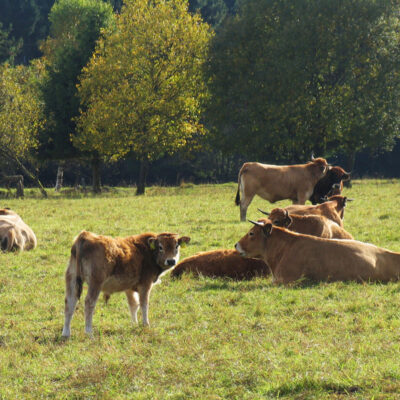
left=1, top=180, right=400, bottom=399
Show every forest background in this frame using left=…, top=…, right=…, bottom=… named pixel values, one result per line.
left=1, top=0, right=400, bottom=194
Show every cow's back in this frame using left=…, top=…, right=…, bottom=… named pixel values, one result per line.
left=172, top=249, right=269, bottom=279
left=273, top=234, right=400, bottom=282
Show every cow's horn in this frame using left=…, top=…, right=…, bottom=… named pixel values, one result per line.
left=248, top=219, right=265, bottom=227
left=257, top=208, right=270, bottom=216
left=347, top=198, right=354, bottom=201
left=285, top=209, right=289, bottom=218
left=311, top=152, right=315, bottom=161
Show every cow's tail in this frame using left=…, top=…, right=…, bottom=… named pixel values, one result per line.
left=71, top=233, right=86, bottom=300
left=235, top=169, right=242, bottom=206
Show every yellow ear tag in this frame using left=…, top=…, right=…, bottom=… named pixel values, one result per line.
left=180, top=242, right=186, bottom=248
left=150, top=242, right=156, bottom=250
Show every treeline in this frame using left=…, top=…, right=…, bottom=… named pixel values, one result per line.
left=0, top=0, right=400, bottom=195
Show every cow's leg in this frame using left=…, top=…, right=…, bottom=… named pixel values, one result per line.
left=294, top=192, right=309, bottom=205
left=62, top=261, right=80, bottom=338
left=138, top=283, right=153, bottom=326
left=84, top=284, right=101, bottom=336
left=125, top=289, right=140, bottom=324
left=240, top=194, right=254, bottom=222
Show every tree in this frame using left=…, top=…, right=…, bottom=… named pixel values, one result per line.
left=0, top=63, right=47, bottom=196
left=74, top=0, right=212, bottom=194
left=207, top=0, right=400, bottom=165
left=38, top=0, right=114, bottom=192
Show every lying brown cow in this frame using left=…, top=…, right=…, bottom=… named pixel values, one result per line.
left=284, top=195, right=351, bottom=227
left=171, top=249, right=269, bottom=279
left=235, top=156, right=329, bottom=221
left=0, top=208, right=37, bottom=252
left=259, top=208, right=353, bottom=239
left=235, top=220, right=400, bottom=284
left=62, top=230, right=190, bottom=338
left=309, top=166, right=350, bottom=204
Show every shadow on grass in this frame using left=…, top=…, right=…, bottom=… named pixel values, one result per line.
left=267, top=378, right=361, bottom=397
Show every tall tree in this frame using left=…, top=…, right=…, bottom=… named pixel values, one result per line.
left=38, top=0, right=114, bottom=191
left=207, top=0, right=400, bottom=165
left=0, top=62, right=47, bottom=196
left=74, top=0, right=212, bottom=194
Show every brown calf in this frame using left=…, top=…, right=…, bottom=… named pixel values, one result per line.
left=235, top=156, right=329, bottom=221
left=260, top=208, right=353, bottom=239
left=62, top=230, right=190, bottom=338
left=284, top=195, right=351, bottom=227
left=171, top=249, right=269, bottom=279
left=235, top=220, right=400, bottom=284
left=0, top=209, right=37, bottom=252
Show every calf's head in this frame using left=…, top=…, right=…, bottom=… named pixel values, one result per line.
left=260, top=208, right=292, bottom=228
left=148, top=233, right=190, bottom=269
left=235, top=219, right=272, bottom=259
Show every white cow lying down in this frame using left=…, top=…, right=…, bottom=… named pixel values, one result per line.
left=0, top=208, right=37, bottom=252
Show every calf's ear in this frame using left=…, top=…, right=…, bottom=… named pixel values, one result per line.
left=148, top=237, right=157, bottom=250
left=178, top=236, right=191, bottom=247
left=262, top=223, right=273, bottom=237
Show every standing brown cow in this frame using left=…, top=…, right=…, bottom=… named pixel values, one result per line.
left=62, top=230, right=190, bottom=338
left=235, top=157, right=329, bottom=221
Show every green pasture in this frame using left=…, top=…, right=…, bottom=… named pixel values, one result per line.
left=1, top=180, right=400, bottom=399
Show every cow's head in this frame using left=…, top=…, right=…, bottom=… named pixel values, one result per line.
left=329, top=166, right=350, bottom=182
left=235, top=218, right=272, bottom=259
left=310, top=155, right=329, bottom=176
left=148, top=233, right=190, bottom=269
left=266, top=208, right=293, bottom=228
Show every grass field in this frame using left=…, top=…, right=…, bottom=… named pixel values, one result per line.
left=1, top=180, right=400, bottom=399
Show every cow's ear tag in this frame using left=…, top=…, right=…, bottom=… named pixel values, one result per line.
left=180, top=242, right=186, bottom=248
left=150, top=242, right=156, bottom=250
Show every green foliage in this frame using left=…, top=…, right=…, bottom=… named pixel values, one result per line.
left=38, top=0, right=114, bottom=160
left=0, top=63, right=44, bottom=161
left=207, top=0, right=400, bottom=161
left=74, top=0, right=213, bottom=163
left=0, top=0, right=55, bottom=64
left=188, top=0, right=237, bottom=27
left=1, top=181, right=400, bottom=398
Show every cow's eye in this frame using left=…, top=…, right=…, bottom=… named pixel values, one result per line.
left=249, top=231, right=254, bottom=237
left=159, top=245, right=163, bottom=252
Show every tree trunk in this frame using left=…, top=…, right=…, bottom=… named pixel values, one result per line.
left=55, top=164, right=64, bottom=192
left=136, top=159, right=149, bottom=195
left=344, top=150, right=356, bottom=188
left=91, top=155, right=102, bottom=193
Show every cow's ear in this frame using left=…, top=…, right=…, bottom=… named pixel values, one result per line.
left=148, top=237, right=157, bottom=250
left=262, top=223, right=273, bottom=237
left=283, top=215, right=292, bottom=228
left=178, top=236, right=190, bottom=247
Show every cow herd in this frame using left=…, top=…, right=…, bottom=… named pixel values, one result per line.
left=1, top=156, right=400, bottom=338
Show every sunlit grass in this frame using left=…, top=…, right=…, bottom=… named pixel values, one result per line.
left=1, top=180, right=400, bottom=398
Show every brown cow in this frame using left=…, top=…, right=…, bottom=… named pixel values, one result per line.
left=235, top=156, right=329, bottom=221
left=171, top=249, right=269, bottom=279
left=235, top=220, right=400, bottom=284
left=309, top=166, right=350, bottom=204
left=284, top=195, right=351, bottom=227
left=260, top=208, right=353, bottom=239
left=0, top=208, right=37, bottom=252
left=62, top=230, right=190, bottom=338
